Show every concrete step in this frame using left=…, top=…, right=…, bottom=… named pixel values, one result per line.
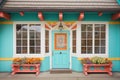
left=50, top=69, right=72, bottom=74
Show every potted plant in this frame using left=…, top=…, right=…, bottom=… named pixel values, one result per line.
left=11, top=57, right=41, bottom=75
left=81, top=56, right=112, bottom=76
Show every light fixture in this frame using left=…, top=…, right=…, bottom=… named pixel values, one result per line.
left=59, top=22, right=63, bottom=31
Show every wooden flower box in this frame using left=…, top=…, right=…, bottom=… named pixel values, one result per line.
left=83, top=64, right=112, bottom=76
left=11, top=64, right=40, bottom=76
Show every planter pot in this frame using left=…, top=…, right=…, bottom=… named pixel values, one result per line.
left=83, top=64, right=112, bottom=76
left=11, top=64, right=40, bottom=76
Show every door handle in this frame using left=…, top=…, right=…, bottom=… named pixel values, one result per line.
left=60, top=52, right=62, bottom=54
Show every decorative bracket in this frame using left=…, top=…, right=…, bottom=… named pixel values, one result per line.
left=19, top=11, right=24, bottom=16
left=78, top=12, right=84, bottom=21
left=112, top=12, right=120, bottom=20
left=59, top=12, right=63, bottom=21
left=0, top=12, right=10, bottom=20
left=38, top=12, right=44, bottom=21
left=98, top=12, right=103, bottom=16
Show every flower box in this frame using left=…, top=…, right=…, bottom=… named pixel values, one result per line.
left=83, top=63, right=112, bottom=76
left=11, top=64, right=40, bottom=76
left=81, top=56, right=112, bottom=76
left=11, top=57, right=41, bottom=76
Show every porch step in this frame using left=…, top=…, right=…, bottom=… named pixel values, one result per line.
left=50, top=69, right=72, bottom=74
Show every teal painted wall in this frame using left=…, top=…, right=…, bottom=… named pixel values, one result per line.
left=109, top=24, right=120, bottom=71
left=0, top=24, right=13, bottom=72
left=40, top=57, right=50, bottom=72
left=0, top=12, right=120, bottom=72
left=72, top=57, right=82, bottom=72
left=0, top=24, right=13, bottom=58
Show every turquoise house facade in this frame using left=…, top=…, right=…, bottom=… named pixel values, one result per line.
left=0, top=0, right=120, bottom=73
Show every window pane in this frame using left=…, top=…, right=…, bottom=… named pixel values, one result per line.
left=22, top=47, right=27, bottom=53
left=95, top=24, right=100, bottom=31
left=82, top=40, right=86, bottom=46
left=16, top=47, right=21, bottom=54
left=72, top=30, right=76, bottom=53
left=72, top=30, right=76, bottom=38
left=45, top=30, right=49, bottom=53
left=17, top=40, right=21, bottom=46
left=72, top=40, right=76, bottom=46
left=22, top=32, right=27, bottom=38
left=101, top=24, right=106, bottom=31
left=95, top=47, right=100, bottom=54
left=87, top=24, right=93, bottom=31
left=30, top=32, right=34, bottom=39
left=22, top=40, right=27, bottom=46
left=30, top=47, right=35, bottom=53
left=81, top=24, right=86, bottom=31
left=45, top=47, right=49, bottom=53
left=87, top=40, right=92, bottom=46
left=16, top=24, right=22, bottom=31
left=81, top=32, right=86, bottom=39
left=36, top=32, right=40, bottom=38
left=95, top=40, right=100, bottom=46
left=30, top=40, right=35, bottom=46
left=95, top=32, right=100, bottom=38
left=21, top=24, right=27, bottom=31
left=87, top=32, right=92, bottom=38
left=101, top=47, right=105, bottom=53
left=81, top=47, right=86, bottom=54
left=72, top=47, right=76, bottom=53
left=36, top=40, right=40, bottom=46
left=101, top=32, right=105, bottom=38
left=101, top=40, right=105, bottom=46
left=36, top=47, right=40, bottom=53
left=16, top=32, right=21, bottom=38
left=87, top=47, right=92, bottom=54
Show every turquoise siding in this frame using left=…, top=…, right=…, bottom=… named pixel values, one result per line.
left=109, top=24, right=120, bottom=71
left=0, top=24, right=13, bottom=58
left=72, top=57, right=82, bottom=72
left=0, top=61, right=12, bottom=72
left=40, top=57, right=50, bottom=72
left=0, top=12, right=120, bottom=72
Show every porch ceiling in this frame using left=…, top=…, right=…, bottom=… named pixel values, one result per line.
left=0, top=0, right=120, bottom=12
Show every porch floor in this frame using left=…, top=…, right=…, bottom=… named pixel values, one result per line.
left=0, top=72, right=120, bottom=80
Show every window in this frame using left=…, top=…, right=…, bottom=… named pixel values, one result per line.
left=45, top=30, right=49, bottom=53
left=15, top=23, right=41, bottom=56
left=72, top=30, right=76, bottom=53
left=80, top=23, right=108, bottom=57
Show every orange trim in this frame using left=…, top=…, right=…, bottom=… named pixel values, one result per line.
left=47, top=21, right=58, bottom=28
left=0, top=58, right=44, bottom=61
left=54, top=33, right=67, bottom=50
left=64, top=21, right=75, bottom=28
left=72, top=24, right=77, bottom=29
left=0, top=21, right=13, bottom=24
left=45, top=24, right=51, bottom=30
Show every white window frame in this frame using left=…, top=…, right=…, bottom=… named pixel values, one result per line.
left=13, top=21, right=45, bottom=57
left=75, top=21, right=109, bottom=58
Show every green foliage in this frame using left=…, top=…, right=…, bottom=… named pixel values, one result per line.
left=81, top=56, right=112, bottom=64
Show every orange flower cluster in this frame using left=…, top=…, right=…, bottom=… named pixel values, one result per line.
left=13, top=57, right=41, bottom=64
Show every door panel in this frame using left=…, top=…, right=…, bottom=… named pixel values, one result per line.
left=52, top=30, right=70, bottom=68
